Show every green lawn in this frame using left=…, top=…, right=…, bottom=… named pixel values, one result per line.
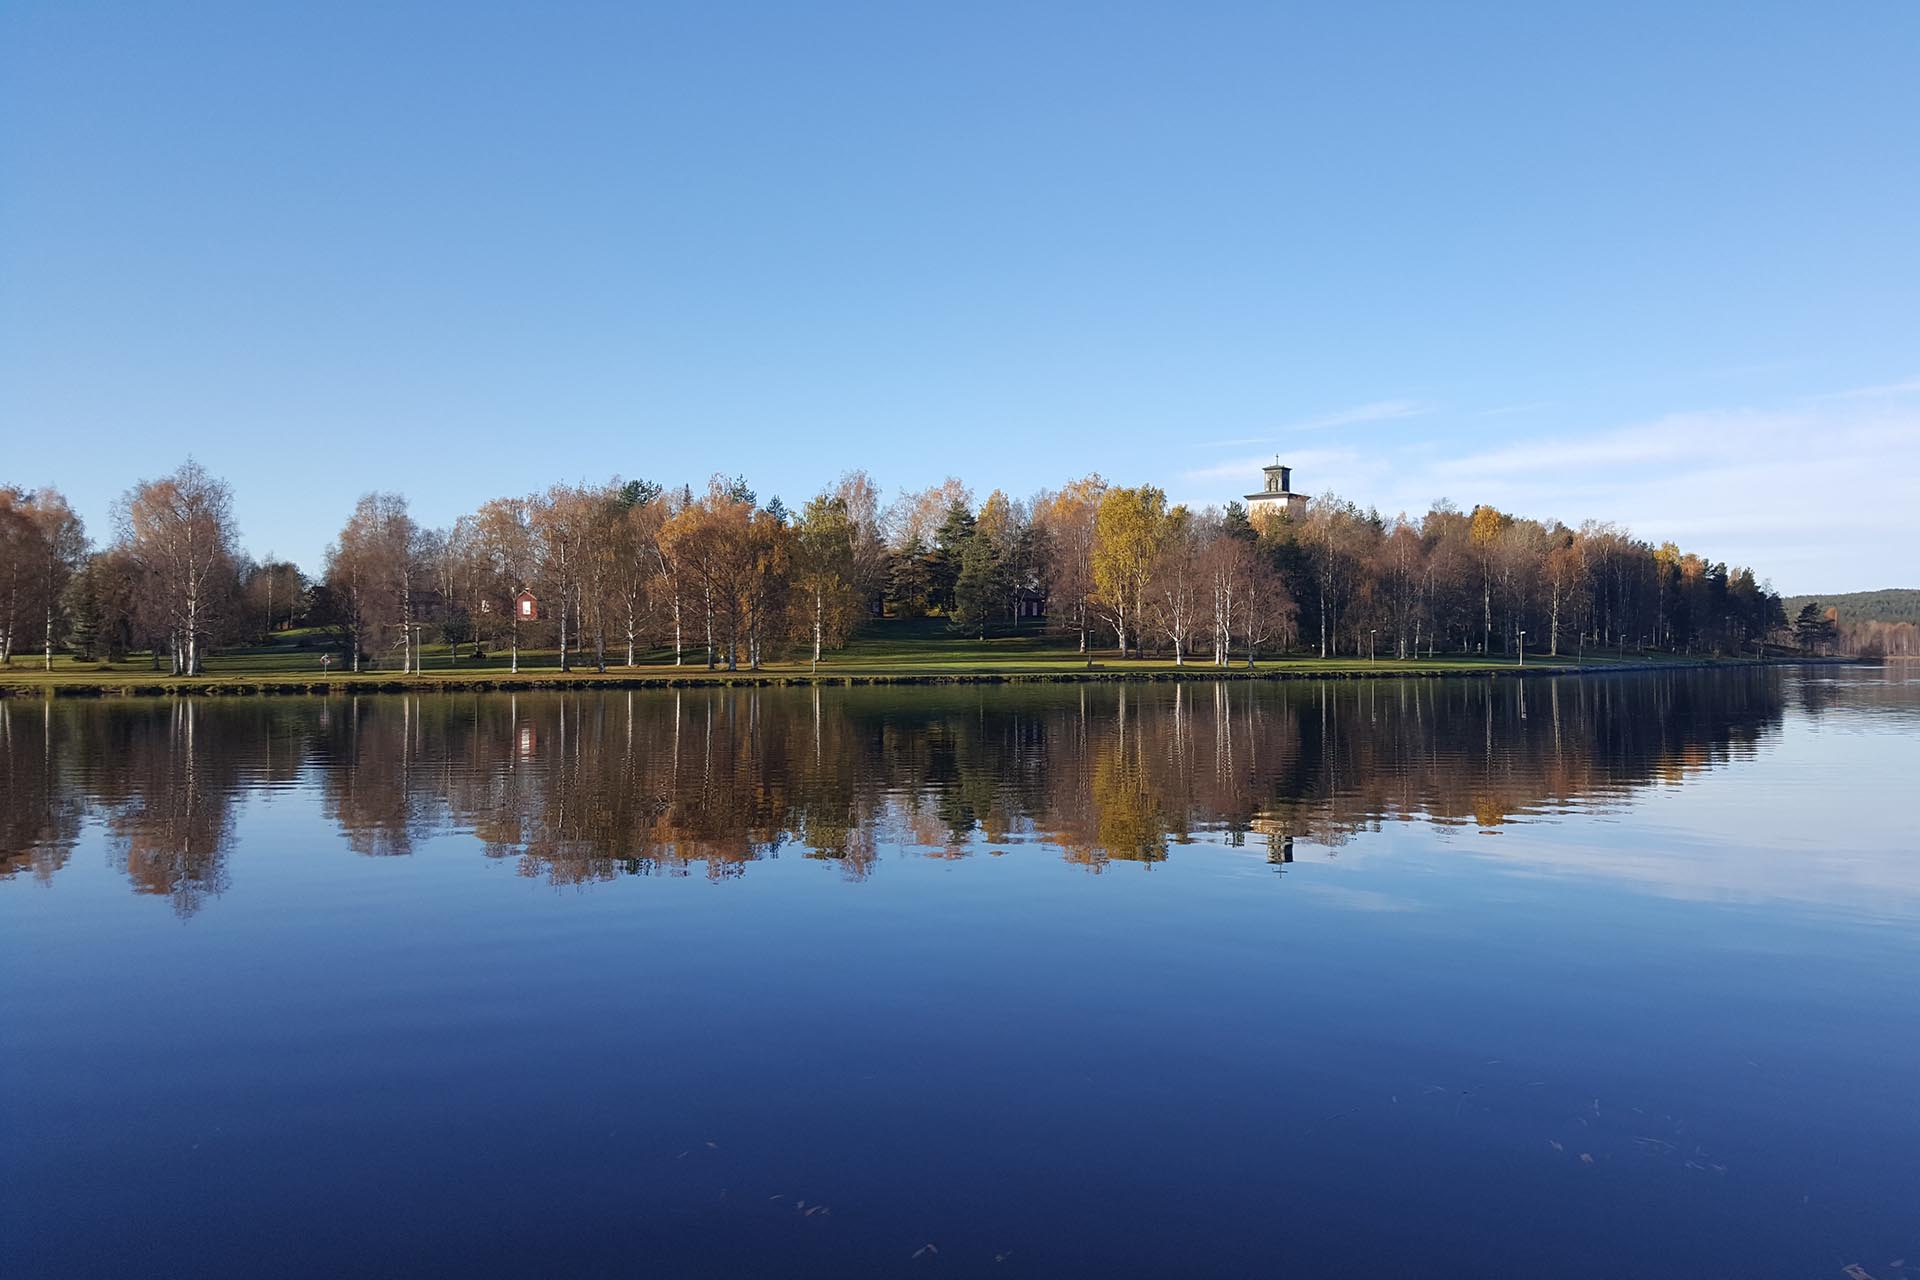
left=0, top=617, right=1772, bottom=696
left=822, top=617, right=1649, bottom=674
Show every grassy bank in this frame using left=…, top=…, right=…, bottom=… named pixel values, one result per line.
left=0, top=619, right=1818, bottom=697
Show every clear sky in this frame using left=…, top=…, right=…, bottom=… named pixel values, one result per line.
left=3, top=2, right=1916, bottom=594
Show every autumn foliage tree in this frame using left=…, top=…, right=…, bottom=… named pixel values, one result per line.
left=1033, top=475, right=1106, bottom=652
left=1091, top=485, right=1168, bottom=657
left=793, top=495, right=863, bottom=668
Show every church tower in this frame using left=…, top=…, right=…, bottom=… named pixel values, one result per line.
left=1244, top=459, right=1309, bottom=521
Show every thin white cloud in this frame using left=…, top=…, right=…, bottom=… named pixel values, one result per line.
left=1182, top=447, right=1361, bottom=486
left=1293, top=398, right=1429, bottom=431
left=1813, top=376, right=1920, bottom=400
left=1195, top=398, right=1428, bottom=448
left=1432, top=413, right=1759, bottom=479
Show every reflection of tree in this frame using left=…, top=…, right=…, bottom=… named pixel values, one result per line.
left=98, top=702, right=249, bottom=917
left=8, top=669, right=1803, bottom=904
left=316, top=695, right=443, bottom=856
left=0, top=701, right=82, bottom=883
left=1088, top=743, right=1167, bottom=866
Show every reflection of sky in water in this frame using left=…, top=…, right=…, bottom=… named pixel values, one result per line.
left=3, top=668, right=1918, bottom=1278
left=1273, top=676, right=1920, bottom=924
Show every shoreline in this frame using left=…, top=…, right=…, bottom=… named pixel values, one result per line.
left=0, top=657, right=1862, bottom=699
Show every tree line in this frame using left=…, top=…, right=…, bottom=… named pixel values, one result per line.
left=2, top=459, right=1798, bottom=672
left=1781, top=590, right=1920, bottom=658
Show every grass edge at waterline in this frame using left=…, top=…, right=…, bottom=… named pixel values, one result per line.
left=0, top=652, right=1855, bottom=698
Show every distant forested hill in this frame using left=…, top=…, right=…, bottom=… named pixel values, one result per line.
left=1781, top=588, right=1920, bottom=625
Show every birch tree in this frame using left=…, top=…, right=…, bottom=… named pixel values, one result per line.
left=472, top=497, right=535, bottom=673
left=0, top=489, right=34, bottom=665
left=324, top=493, right=419, bottom=672
left=531, top=485, right=598, bottom=674
left=1090, top=484, right=1166, bottom=658
left=1034, top=474, right=1106, bottom=652
left=1146, top=506, right=1201, bottom=664
left=114, top=461, right=240, bottom=675
left=25, top=490, right=88, bottom=670
left=792, top=494, right=862, bottom=669
left=831, top=469, right=889, bottom=616
left=608, top=482, right=665, bottom=667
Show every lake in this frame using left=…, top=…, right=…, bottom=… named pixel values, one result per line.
left=4, top=668, right=1918, bottom=1278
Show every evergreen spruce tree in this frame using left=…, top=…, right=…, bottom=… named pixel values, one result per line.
left=61, top=561, right=102, bottom=662
left=928, top=502, right=977, bottom=613
left=887, top=537, right=932, bottom=617
left=951, top=533, right=1007, bottom=639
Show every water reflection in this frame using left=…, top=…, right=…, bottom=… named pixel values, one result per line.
left=0, top=669, right=1835, bottom=911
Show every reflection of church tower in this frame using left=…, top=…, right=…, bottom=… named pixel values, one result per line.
left=1245, top=459, right=1309, bottom=522
left=1251, top=812, right=1296, bottom=867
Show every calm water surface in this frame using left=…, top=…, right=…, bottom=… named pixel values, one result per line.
left=4, top=669, right=1918, bottom=1278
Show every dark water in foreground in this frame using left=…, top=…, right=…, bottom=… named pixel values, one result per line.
left=4, top=669, right=1918, bottom=1278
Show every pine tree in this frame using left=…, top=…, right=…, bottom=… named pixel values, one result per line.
left=951, top=533, right=1007, bottom=639
left=62, top=560, right=103, bottom=661
left=887, top=537, right=932, bottom=617
left=927, top=502, right=977, bottom=613
left=1221, top=501, right=1257, bottom=543
left=1792, top=601, right=1836, bottom=653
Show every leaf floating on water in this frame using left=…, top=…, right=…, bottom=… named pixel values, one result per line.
left=912, top=1243, right=940, bottom=1259
left=1579, top=1153, right=1595, bottom=1165
left=706, top=1141, right=718, bottom=1149
left=1842, top=1265, right=1875, bottom=1280
left=995, top=1252, right=1012, bottom=1263
left=769, top=1194, right=784, bottom=1201
left=1549, top=1140, right=1564, bottom=1152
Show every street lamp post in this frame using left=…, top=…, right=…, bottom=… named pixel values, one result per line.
left=1369, top=629, right=1377, bottom=665
left=1518, top=629, right=1527, bottom=668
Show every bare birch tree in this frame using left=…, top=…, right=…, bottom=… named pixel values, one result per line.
left=114, top=461, right=240, bottom=675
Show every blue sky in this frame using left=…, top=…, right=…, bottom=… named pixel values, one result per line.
left=3, top=2, right=1916, bottom=593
